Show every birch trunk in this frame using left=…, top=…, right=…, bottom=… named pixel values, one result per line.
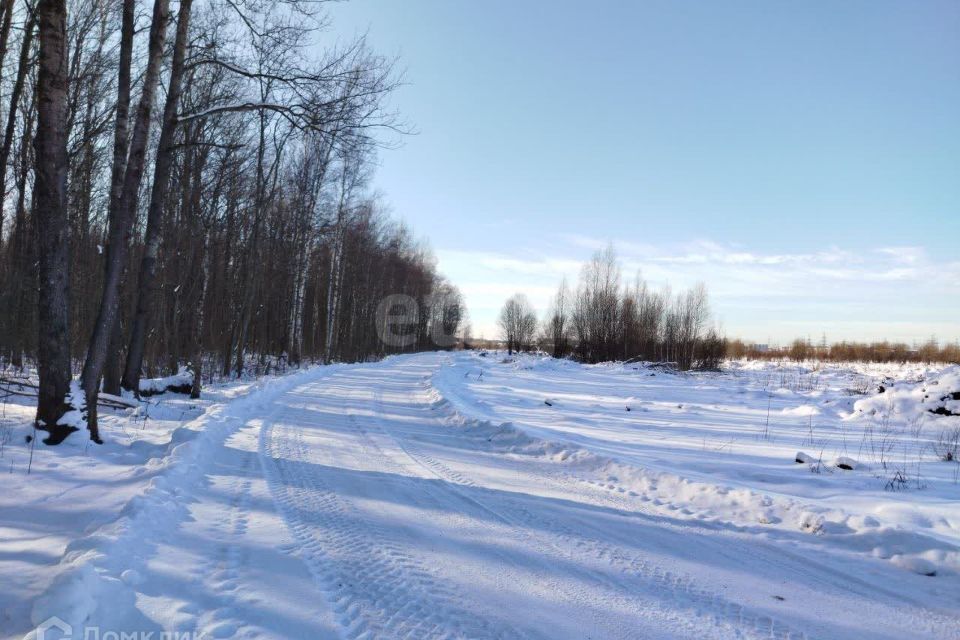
left=33, top=0, right=73, bottom=444
left=82, top=0, right=165, bottom=437
left=122, top=0, right=193, bottom=392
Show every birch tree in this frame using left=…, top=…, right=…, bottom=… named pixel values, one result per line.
left=33, top=0, right=73, bottom=443
left=81, top=0, right=168, bottom=439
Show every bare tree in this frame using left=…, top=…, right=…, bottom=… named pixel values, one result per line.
left=121, top=0, right=189, bottom=393
left=542, top=278, right=570, bottom=358
left=81, top=0, right=168, bottom=439
left=509, top=250, right=723, bottom=370
left=33, top=0, right=74, bottom=443
left=572, top=246, right=621, bottom=362
left=0, top=2, right=36, bottom=245
left=499, top=293, right=536, bottom=355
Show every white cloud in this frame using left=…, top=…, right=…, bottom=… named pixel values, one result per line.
left=437, top=236, right=959, bottom=343
left=876, top=246, right=926, bottom=265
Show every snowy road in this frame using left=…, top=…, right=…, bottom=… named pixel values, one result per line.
left=9, top=353, right=960, bottom=639
left=257, top=360, right=775, bottom=639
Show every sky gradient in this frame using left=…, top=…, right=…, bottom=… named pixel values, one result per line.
left=326, top=1, right=960, bottom=344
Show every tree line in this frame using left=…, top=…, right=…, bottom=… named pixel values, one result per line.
left=728, top=337, right=960, bottom=364
left=499, top=247, right=725, bottom=370
left=0, top=0, right=463, bottom=444
left=497, top=246, right=958, bottom=369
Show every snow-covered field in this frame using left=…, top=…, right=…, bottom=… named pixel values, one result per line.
left=2, top=352, right=958, bottom=639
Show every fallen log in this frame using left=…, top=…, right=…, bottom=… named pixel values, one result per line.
left=0, top=382, right=137, bottom=410
left=138, top=366, right=194, bottom=397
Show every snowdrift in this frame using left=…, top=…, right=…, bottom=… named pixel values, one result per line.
left=435, top=354, right=960, bottom=579
left=852, top=365, right=960, bottom=420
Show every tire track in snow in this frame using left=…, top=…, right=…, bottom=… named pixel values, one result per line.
left=369, top=371, right=808, bottom=640
left=343, top=409, right=600, bottom=639
left=194, top=448, right=257, bottom=639
left=258, top=385, right=528, bottom=640
left=428, top=356, right=960, bottom=639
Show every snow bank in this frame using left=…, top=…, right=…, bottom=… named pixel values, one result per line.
left=432, top=366, right=800, bottom=532
left=433, top=354, right=960, bottom=579
left=851, top=366, right=960, bottom=421
left=29, top=364, right=339, bottom=632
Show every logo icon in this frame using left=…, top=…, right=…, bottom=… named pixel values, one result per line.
left=32, top=616, right=72, bottom=640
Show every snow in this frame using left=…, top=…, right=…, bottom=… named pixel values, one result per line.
left=833, top=456, right=858, bottom=470
left=852, top=366, right=960, bottom=419
left=138, top=366, right=194, bottom=395
left=57, top=380, right=87, bottom=431
left=2, top=352, right=958, bottom=639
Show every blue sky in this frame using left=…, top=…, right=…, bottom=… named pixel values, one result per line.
left=326, top=1, right=960, bottom=344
